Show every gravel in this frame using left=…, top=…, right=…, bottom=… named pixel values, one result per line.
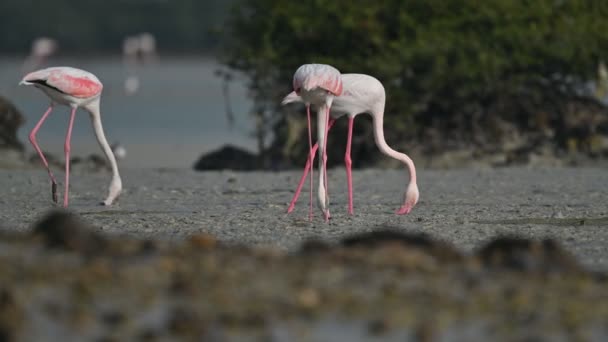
left=1, top=166, right=607, bottom=270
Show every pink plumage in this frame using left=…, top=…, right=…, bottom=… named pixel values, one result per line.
left=293, top=64, right=343, bottom=96
left=22, top=67, right=103, bottom=98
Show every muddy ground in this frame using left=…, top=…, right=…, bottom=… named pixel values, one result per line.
left=0, top=167, right=607, bottom=341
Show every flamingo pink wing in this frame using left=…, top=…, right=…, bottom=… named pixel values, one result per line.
left=304, top=73, right=342, bottom=96
left=47, top=71, right=103, bottom=98
left=293, top=64, right=343, bottom=96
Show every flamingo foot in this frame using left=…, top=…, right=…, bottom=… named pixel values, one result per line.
left=101, top=197, right=117, bottom=206
left=395, top=204, right=414, bottom=215
left=101, top=194, right=120, bottom=206
left=101, top=178, right=122, bottom=206
left=323, top=209, right=331, bottom=222
left=51, top=182, right=58, bottom=203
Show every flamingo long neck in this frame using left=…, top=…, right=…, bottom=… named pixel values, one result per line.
left=86, top=100, right=120, bottom=178
left=372, top=112, right=416, bottom=184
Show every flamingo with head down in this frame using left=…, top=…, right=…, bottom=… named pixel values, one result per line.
left=283, top=73, right=419, bottom=217
left=290, top=64, right=343, bottom=221
left=20, top=66, right=122, bottom=207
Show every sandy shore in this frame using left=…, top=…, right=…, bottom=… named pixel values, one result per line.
left=1, top=167, right=607, bottom=270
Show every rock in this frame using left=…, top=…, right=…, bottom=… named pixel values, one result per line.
left=340, top=229, right=463, bottom=262
left=168, top=307, right=206, bottom=337
left=70, top=154, right=109, bottom=172
left=32, top=210, right=106, bottom=257
left=0, top=287, right=23, bottom=342
left=0, top=96, right=25, bottom=152
left=476, top=237, right=583, bottom=274
left=193, top=145, right=259, bottom=171
left=298, top=239, right=331, bottom=254
left=188, top=233, right=217, bottom=249
left=296, top=288, right=320, bottom=309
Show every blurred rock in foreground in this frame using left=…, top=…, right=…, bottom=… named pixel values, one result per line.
left=0, top=211, right=605, bottom=341
left=0, top=96, right=29, bottom=169
left=0, top=95, right=25, bottom=152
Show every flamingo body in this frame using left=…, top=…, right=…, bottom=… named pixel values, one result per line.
left=284, top=74, right=383, bottom=120
left=21, top=67, right=103, bottom=103
left=293, top=64, right=343, bottom=97
left=283, top=74, right=419, bottom=216
left=20, top=66, right=122, bottom=207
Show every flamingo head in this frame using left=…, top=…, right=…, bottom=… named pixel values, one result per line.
left=19, top=73, right=36, bottom=86
left=396, top=182, right=419, bottom=215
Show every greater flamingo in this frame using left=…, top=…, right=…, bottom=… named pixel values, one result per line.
left=122, top=33, right=158, bottom=96
left=22, top=37, right=58, bottom=72
left=290, top=64, right=343, bottom=221
left=19, top=67, right=122, bottom=207
left=282, top=73, right=419, bottom=216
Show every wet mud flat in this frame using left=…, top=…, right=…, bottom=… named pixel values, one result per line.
left=1, top=168, right=608, bottom=270
left=0, top=167, right=608, bottom=340
left=0, top=211, right=607, bottom=341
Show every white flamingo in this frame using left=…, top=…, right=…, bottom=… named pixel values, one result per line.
left=20, top=66, right=122, bottom=207
left=23, top=37, right=58, bottom=71
left=289, top=64, right=343, bottom=221
left=282, top=73, right=419, bottom=216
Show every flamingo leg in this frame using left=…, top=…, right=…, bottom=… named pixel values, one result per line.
left=287, top=118, right=336, bottom=214
left=28, top=104, right=59, bottom=203
left=345, top=117, right=354, bottom=215
left=322, top=106, right=332, bottom=221
left=306, top=104, right=313, bottom=221
left=63, top=107, right=77, bottom=207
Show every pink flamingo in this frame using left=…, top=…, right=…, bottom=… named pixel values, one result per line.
left=290, top=64, right=343, bottom=221
left=282, top=73, right=419, bottom=216
left=22, top=37, right=58, bottom=72
left=19, top=67, right=122, bottom=207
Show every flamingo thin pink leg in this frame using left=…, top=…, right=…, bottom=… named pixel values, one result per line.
left=63, top=107, right=77, bottom=208
left=306, top=104, right=313, bottom=220
left=322, top=106, right=331, bottom=221
left=29, top=104, right=59, bottom=203
left=287, top=119, right=336, bottom=214
left=345, top=117, right=354, bottom=215
left=287, top=143, right=318, bottom=214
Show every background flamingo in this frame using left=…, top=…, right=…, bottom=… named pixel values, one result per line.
left=19, top=66, right=122, bottom=207
left=290, top=64, right=343, bottom=221
left=22, top=37, right=58, bottom=72
left=282, top=73, right=419, bottom=215
left=122, top=33, right=158, bottom=95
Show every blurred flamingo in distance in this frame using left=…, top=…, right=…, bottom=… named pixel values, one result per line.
left=122, top=32, right=158, bottom=95
left=22, top=37, right=58, bottom=72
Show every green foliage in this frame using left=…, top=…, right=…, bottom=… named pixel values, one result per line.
left=222, top=0, right=608, bottom=165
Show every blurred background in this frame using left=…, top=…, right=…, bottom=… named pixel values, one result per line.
left=2, top=0, right=608, bottom=170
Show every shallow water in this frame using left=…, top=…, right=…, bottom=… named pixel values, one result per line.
left=0, top=56, right=256, bottom=168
